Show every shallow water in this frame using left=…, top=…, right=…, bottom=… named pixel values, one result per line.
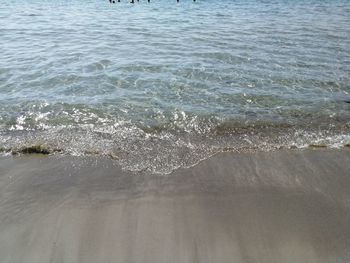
left=1, top=0, right=350, bottom=173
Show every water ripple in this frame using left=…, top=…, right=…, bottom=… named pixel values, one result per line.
left=0, top=0, right=350, bottom=173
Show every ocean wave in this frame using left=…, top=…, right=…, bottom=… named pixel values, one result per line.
left=1, top=119, right=350, bottom=174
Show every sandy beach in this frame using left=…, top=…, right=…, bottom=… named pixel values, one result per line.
left=1, top=0, right=350, bottom=262
left=0, top=148, right=349, bottom=263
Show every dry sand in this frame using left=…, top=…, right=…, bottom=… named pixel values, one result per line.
left=0, top=149, right=350, bottom=263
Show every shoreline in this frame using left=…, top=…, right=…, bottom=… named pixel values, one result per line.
left=1, top=123, right=350, bottom=175
left=1, top=148, right=350, bottom=262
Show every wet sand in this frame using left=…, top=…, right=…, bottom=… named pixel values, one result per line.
left=0, top=149, right=350, bottom=263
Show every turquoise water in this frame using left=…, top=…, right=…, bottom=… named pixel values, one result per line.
left=1, top=0, right=350, bottom=173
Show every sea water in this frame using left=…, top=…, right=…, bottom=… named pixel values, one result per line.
left=1, top=0, right=350, bottom=173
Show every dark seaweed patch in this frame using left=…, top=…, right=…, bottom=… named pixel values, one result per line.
left=309, top=144, right=328, bottom=148
left=11, top=146, right=62, bottom=155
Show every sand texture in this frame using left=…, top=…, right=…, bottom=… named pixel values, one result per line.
left=0, top=149, right=350, bottom=263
